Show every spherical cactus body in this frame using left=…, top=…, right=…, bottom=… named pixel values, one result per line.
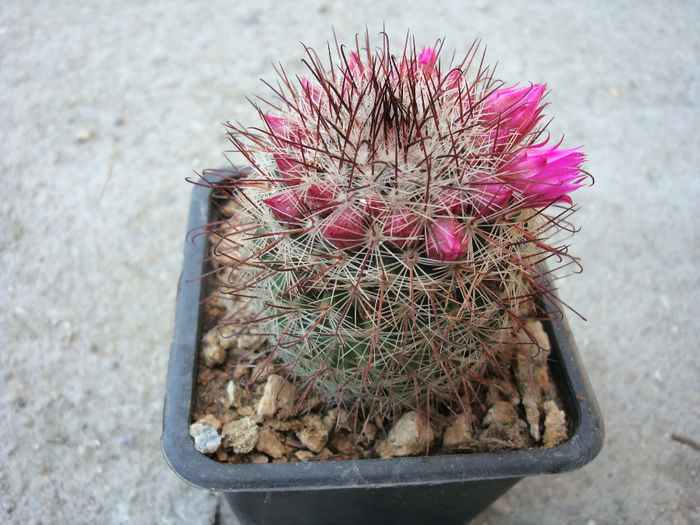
left=209, top=35, right=587, bottom=422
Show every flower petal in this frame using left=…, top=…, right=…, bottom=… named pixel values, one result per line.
left=501, top=142, right=585, bottom=206
left=481, top=84, right=547, bottom=150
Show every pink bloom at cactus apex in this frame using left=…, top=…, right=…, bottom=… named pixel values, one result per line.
left=398, top=46, right=438, bottom=77
left=322, top=207, right=368, bottom=249
left=502, top=142, right=585, bottom=206
left=418, top=46, right=438, bottom=69
left=304, top=183, right=338, bottom=216
left=383, top=209, right=422, bottom=250
left=425, top=217, right=469, bottom=261
left=264, top=113, right=311, bottom=144
left=263, top=189, right=307, bottom=224
left=482, top=84, right=547, bottom=150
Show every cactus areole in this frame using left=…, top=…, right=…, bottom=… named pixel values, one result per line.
left=203, top=34, right=589, bottom=424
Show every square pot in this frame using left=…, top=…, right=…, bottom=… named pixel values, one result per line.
left=162, top=175, right=604, bottom=525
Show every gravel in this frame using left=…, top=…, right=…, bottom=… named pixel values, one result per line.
left=189, top=423, right=221, bottom=455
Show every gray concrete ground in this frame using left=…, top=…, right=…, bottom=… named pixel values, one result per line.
left=1, top=1, right=698, bottom=523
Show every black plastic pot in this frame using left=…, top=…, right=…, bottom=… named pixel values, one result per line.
left=162, top=177, right=604, bottom=525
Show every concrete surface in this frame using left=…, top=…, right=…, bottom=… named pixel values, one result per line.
left=1, top=1, right=698, bottom=523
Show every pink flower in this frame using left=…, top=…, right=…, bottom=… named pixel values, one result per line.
left=383, top=209, right=422, bottom=249
left=304, top=183, right=338, bottom=216
left=425, top=217, right=469, bottom=261
left=481, top=84, right=546, bottom=150
left=262, top=189, right=307, bottom=224
left=501, top=142, right=585, bottom=206
left=322, top=207, right=368, bottom=249
left=394, top=46, right=439, bottom=80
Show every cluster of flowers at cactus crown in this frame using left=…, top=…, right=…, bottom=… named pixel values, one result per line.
left=255, top=46, right=586, bottom=262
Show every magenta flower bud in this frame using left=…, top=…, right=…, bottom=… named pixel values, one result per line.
left=383, top=209, right=422, bottom=249
left=469, top=175, right=511, bottom=218
left=433, top=187, right=467, bottom=215
left=425, top=218, right=469, bottom=261
left=264, top=114, right=292, bottom=143
left=418, top=46, right=438, bottom=70
left=300, top=78, right=324, bottom=104
left=364, top=196, right=388, bottom=219
left=348, top=52, right=364, bottom=77
left=483, top=85, right=545, bottom=116
left=264, top=114, right=306, bottom=184
left=482, top=84, right=546, bottom=149
left=273, top=154, right=304, bottom=185
left=502, top=142, right=585, bottom=207
left=322, top=207, right=368, bottom=249
left=443, top=69, right=463, bottom=91
left=397, top=46, right=438, bottom=80
left=265, top=113, right=311, bottom=144
left=262, top=189, right=307, bottom=224
left=304, top=183, right=338, bottom=216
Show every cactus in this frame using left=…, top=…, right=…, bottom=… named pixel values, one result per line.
left=206, top=34, right=588, bottom=423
